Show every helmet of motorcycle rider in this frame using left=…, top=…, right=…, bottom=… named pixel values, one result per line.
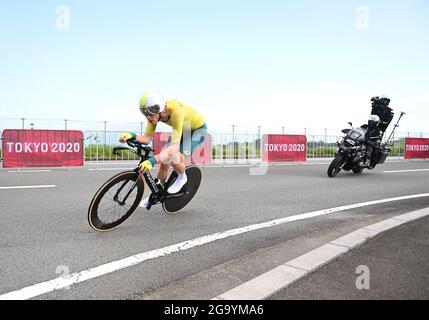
left=379, top=95, right=391, bottom=106
left=371, top=95, right=391, bottom=108
left=368, top=114, right=380, bottom=127
left=139, top=91, right=166, bottom=116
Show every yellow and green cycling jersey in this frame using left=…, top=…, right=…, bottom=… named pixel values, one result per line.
left=145, top=99, right=206, bottom=144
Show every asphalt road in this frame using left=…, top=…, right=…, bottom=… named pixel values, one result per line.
left=269, top=215, right=429, bottom=300
left=0, top=159, right=428, bottom=299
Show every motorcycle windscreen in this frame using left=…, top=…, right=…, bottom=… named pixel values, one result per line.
left=347, top=129, right=365, bottom=142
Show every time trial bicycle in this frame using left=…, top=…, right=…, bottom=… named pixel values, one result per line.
left=88, top=140, right=202, bottom=232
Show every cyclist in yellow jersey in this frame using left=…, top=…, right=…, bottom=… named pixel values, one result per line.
left=119, top=91, right=207, bottom=208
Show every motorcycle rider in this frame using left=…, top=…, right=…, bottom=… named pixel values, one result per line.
left=364, top=114, right=382, bottom=168
left=370, top=96, right=394, bottom=135
left=363, top=96, right=394, bottom=168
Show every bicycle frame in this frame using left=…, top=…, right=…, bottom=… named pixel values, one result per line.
left=89, top=140, right=202, bottom=231
left=112, top=141, right=187, bottom=210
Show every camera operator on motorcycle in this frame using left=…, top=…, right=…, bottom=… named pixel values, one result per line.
left=370, top=96, right=394, bottom=133
left=363, top=115, right=382, bottom=168
left=363, top=96, right=394, bottom=168
left=327, top=95, right=401, bottom=177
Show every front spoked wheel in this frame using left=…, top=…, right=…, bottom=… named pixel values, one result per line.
left=162, top=166, right=202, bottom=214
left=88, top=171, right=145, bottom=231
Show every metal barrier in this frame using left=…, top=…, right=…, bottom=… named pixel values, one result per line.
left=211, top=133, right=261, bottom=164
left=1, top=117, right=428, bottom=166
left=81, top=131, right=408, bottom=164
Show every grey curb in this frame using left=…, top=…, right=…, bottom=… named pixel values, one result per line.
left=214, top=207, right=429, bottom=300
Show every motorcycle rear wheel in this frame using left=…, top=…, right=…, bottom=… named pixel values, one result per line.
left=352, top=167, right=363, bottom=174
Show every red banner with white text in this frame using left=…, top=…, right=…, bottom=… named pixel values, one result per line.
left=263, top=134, right=307, bottom=162
left=2, top=129, right=84, bottom=168
left=404, top=138, right=429, bottom=159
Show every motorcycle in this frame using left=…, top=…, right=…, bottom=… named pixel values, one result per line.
left=327, top=112, right=405, bottom=178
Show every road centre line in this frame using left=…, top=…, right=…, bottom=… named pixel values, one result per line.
left=383, top=169, right=429, bottom=173
left=7, top=170, right=52, bottom=173
left=88, top=168, right=135, bottom=171
left=1, top=192, right=429, bottom=300
left=0, top=185, right=56, bottom=190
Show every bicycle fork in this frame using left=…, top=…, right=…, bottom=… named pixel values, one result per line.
left=113, top=178, right=139, bottom=206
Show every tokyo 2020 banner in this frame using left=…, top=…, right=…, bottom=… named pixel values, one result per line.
left=263, top=135, right=307, bottom=162
left=404, top=138, right=429, bottom=159
left=2, top=129, right=84, bottom=168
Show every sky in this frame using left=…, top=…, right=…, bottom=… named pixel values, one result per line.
left=0, top=0, right=428, bottom=134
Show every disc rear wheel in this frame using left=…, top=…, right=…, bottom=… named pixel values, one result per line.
left=162, top=166, right=202, bottom=214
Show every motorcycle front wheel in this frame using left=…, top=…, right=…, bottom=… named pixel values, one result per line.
left=327, top=153, right=345, bottom=178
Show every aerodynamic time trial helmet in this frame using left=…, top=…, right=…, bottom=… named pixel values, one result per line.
left=139, top=91, right=166, bottom=116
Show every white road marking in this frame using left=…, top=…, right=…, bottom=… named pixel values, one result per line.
left=204, top=162, right=330, bottom=168
left=383, top=169, right=429, bottom=173
left=215, top=207, right=429, bottom=300
left=1, top=192, right=429, bottom=300
left=7, top=170, right=52, bottom=173
left=88, top=168, right=134, bottom=171
left=87, top=163, right=326, bottom=170
left=0, top=185, right=56, bottom=190
left=86, top=161, right=137, bottom=165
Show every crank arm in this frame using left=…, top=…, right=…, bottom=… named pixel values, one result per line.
left=164, top=191, right=188, bottom=199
